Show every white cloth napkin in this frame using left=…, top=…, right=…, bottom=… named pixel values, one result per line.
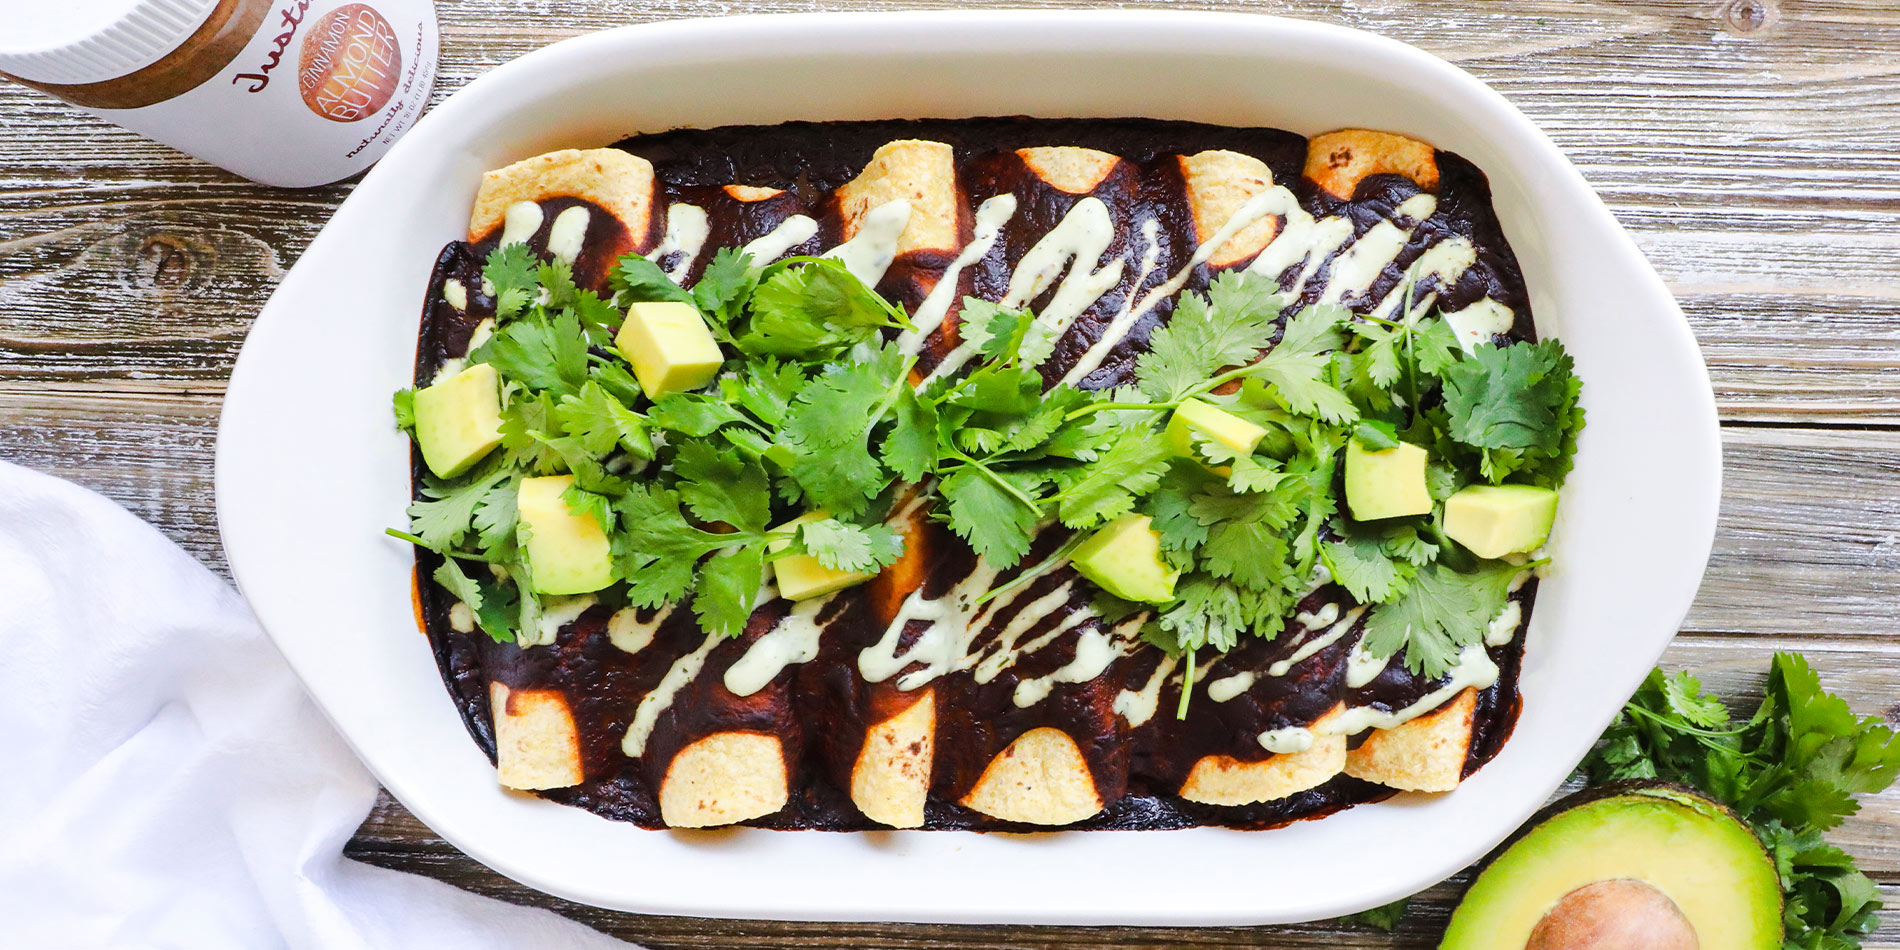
left=0, top=461, right=634, bottom=949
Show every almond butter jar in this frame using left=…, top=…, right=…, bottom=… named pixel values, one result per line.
left=0, top=0, right=438, bottom=187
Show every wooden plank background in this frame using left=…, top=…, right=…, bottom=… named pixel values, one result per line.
left=3, top=0, right=1897, bottom=945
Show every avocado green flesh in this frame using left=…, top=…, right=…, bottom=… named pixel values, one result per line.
left=1442, top=785, right=1781, bottom=950
left=1072, top=514, right=1178, bottom=604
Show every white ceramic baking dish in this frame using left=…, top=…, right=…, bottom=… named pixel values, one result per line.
left=216, top=11, right=1721, bottom=924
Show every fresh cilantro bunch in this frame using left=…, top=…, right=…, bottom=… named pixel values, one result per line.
left=1585, top=655, right=1900, bottom=950
left=393, top=246, right=920, bottom=642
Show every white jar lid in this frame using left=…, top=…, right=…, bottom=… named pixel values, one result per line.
left=0, top=0, right=221, bottom=85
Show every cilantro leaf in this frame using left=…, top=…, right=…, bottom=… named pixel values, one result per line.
left=739, top=259, right=904, bottom=357
left=881, top=387, right=939, bottom=483
left=797, top=518, right=905, bottom=573
left=673, top=442, right=772, bottom=533
left=482, top=244, right=539, bottom=321
left=407, top=465, right=509, bottom=550
left=1050, top=423, right=1172, bottom=529
left=1136, top=271, right=1284, bottom=402
left=433, top=559, right=516, bottom=643
left=1360, top=559, right=1521, bottom=677
left=555, top=381, right=652, bottom=457
left=1240, top=305, right=1358, bottom=424
left=695, top=545, right=764, bottom=638
left=939, top=465, right=1041, bottom=567
left=476, top=309, right=591, bottom=396
left=610, top=254, right=695, bottom=306
left=611, top=484, right=736, bottom=608
left=1583, top=655, right=1900, bottom=950
left=1322, top=534, right=1412, bottom=604
left=648, top=391, right=748, bottom=437
left=727, top=357, right=807, bottom=426
left=957, top=298, right=1030, bottom=362
left=393, top=388, right=416, bottom=431
left=779, top=351, right=908, bottom=516
left=1442, top=341, right=1570, bottom=451
left=692, top=247, right=758, bottom=323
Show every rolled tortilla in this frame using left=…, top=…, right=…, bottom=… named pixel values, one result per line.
left=467, top=147, right=657, bottom=245
left=851, top=691, right=936, bottom=828
left=490, top=682, right=584, bottom=790
left=1344, top=687, right=1478, bottom=793
left=946, top=569, right=1127, bottom=828
left=844, top=491, right=938, bottom=828
left=960, top=726, right=1104, bottom=826
left=1179, top=149, right=1283, bottom=269
left=1304, top=129, right=1440, bottom=200
left=1017, top=146, right=1123, bottom=195
left=641, top=603, right=803, bottom=829
left=1179, top=706, right=1348, bottom=806
left=660, top=731, right=791, bottom=828
left=834, top=139, right=960, bottom=258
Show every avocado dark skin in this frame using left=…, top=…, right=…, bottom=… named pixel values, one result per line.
left=1441, top=780, right=1782, bottom=950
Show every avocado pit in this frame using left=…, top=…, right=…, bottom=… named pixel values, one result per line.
left=1526, top=879, right=1697, bottom=950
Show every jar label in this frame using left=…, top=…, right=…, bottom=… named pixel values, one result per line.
left=298, top=4, right=403, bottom=123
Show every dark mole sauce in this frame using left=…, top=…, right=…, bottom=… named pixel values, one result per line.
left=413, top=117, right=1534, bottom=831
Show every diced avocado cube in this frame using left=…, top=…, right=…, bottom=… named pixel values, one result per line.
left=1345, top=440, right=1433, bottom=521
left=1166, top=398, right=1269, bottom=462
left=518, top=475, right=615, bottom=595
left=614, top=300, right=724, bottom=399
left=769, top=510, right=875, bottom=602
left=1072, top=514, right=1180, bottom=604
left=1444, top=484, right=1559, bottom=558
left=413, top=362, right=504, bottom=478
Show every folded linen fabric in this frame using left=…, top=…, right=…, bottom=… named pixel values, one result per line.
left=0, top=461, right=632, bottom=950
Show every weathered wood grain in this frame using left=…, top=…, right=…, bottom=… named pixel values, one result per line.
left=4, top=0, right=1900, bottom=419
left=4, top=0, right=1900, bottom=945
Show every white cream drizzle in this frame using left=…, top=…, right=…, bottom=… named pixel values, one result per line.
left=1485, top=600, right=1524, bottom=647
left=1258, top=726, right=1315, bottom=755
left=970, top=583, right=1087, bottom=684
left=1442, top=297, right=1517, bottom=354
left=1243, top=186, right=1338, bottom=284
left=622, top=630, right=720, bottom=757
left=499, top=200, right=543, bottom=247
left=1112, top=649, right=1173, bottom=727
left=442, top=278, right=467, bottom=311
left=925, top=197, right=1126, bottom=382
left=1369, top=235, right=1475, bottom=322
left=826, top=198, right=912, bottom=286
left=1265, top=606, right=1366, bottom=677
left=1344, top=637, right=1392, bottom=689
left=1295, top=602, right=1341, bottom=631
left=645, top=203, right=709, bottom=282
left=741, top=214, right=819, bottom=266
left=1325, top=644, right=1499, bottom=737
left=1207, top=670, right=1256, bottom=703
left=897, top=194, right=1018, bottom=354
left=608, top=605, right=672, bottom=655
left=546, top=206, right=591, bottom=265
left=1002, top=197, right=1125, bottom=358
left=858, top=558, right=1004, bottom=689
left=1318, top=193, right=1439, bottom=306
left=520, top=593, right=595, bottom=648
left=724, top=595, right=830, bottom=697
left=1012, top=624, right=1121, bottom=708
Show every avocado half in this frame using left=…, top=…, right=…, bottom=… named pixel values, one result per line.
left=1442, top=781, right=1782, bottom=950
